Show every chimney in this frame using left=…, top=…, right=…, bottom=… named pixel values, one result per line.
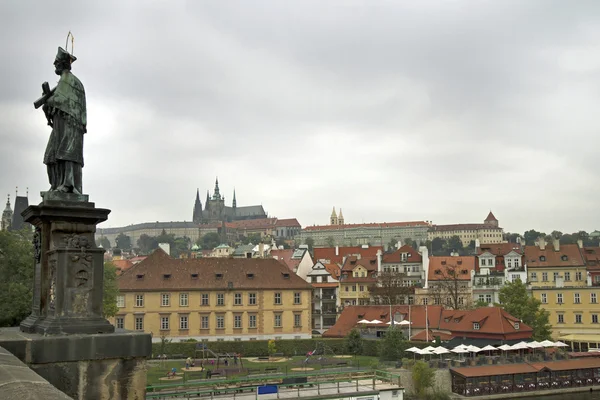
left=516, top=236, right=521, bottom=245
left=335, top=245, right=339, bottom=256
left=259, top=242, right=265, bottom=258
left=552, top=238, right=560, bottom=252
left=475, top=239, right=481, bottom=251
left=538, top=237, right=546, bottom=251
left=377, top=249, right=382, bottom=272
left=577, top=239, right=583, bottom=249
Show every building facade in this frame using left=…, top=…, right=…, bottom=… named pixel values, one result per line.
left=115, top=249, right=313, bottom=342
left=306, top=261, right=341, bottom=333
left=427, top=212, right=504, bottom=246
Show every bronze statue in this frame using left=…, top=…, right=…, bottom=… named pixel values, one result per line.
left=34, top=46, right=87, bottom=194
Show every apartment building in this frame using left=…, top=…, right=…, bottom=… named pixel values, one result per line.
left=427, top=212, right=504, bottom=246
left=306, top=261, right=341, bottom=332
left=114, top=248, right=313, bottom=342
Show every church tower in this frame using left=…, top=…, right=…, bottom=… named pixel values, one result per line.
left=232, top=189, right=237, bottom=209
left=338, top=208, right=344, bottom=225
left=1, top=194, right=13, bottom=231
left=330, top=207, right=338, bottom=225
left=212, top=177, right=221, bottom=200
left=192, top=189, right=203, bottom=224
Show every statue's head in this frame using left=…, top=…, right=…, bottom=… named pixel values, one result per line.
left=54, top=47, right=76, bottom=75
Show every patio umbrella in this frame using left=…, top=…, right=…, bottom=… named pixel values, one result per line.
left=416, top=348, right=433, bottom=360
left=540, top=340, right=555, bottom=348
left=497, top=344, right=512, bottom=351
left=369, top=319, right=383, bottom=324
left=527, top=341, right=543, bottom=353
left=386, top=320, right=401, bottom=325
left=398, top=320, right=412, bottom=326
left=432, top=347, right=450, bottom=359
left=554, top=341, right=569, bottom=348
left=451, top=347, right=469, bottom=361
left=405, top=347, right=420, bottom=360
left=424, top=346, right=436, bottom=351
left=480, top=345, right=497, bottom=356
left=455, top=344, right=469, bottom=350
left=358, top=319, right=371, bottom=324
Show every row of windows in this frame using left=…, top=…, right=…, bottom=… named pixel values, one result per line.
left=531, top=271, right=584, bottom=282
left=556, top=313, right=599, bottom=324
left=540, top=292, right=598, bottom=304
left=115, top=313, right=303, bottom=331
left=120, top=292, right=303, bottom=308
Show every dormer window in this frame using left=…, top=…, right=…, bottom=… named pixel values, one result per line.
left=444, top=318, right=450, bottom=322
left=163, top=274, right=171, bottom=280
left=561, top=255, right=568, bottom=261
left=457, top=260, right=462, bottom=265
left=514, top=322, right=520, bottom=330
left=215, top=273, right=223, bottom=279
left=282, top=273, right=290, bottom=279
left=539, top=256, right=546, bottom=262
left=191, top=273, right=199, bottom=279
left=435, top=270, right=441, bottom=275
left=441, top=260, right=446, bottom=265
left=246, top=273, right=254, bottom=279
left=461, top=269, right=468, bottom=275
left=136, top=274, right=144, bottom=280
left=454, top=318, right=460, bottom=323
left=473, top=322, right=480, bottom=330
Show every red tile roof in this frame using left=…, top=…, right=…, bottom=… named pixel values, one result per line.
left=382, top=245, right=422, bottom=263
left=118, top=248, right=312, bottom=291
left=438, top=307, right=532, bottom=336
left=275, top=218, right=301, bottom=228
left=270, top=249, right=298, bottom=272
left=410, top=329, right=453, bottom=341
left=453, top=358, right=600, bottom=378
left=304, top=221, right=429, bottom=231
left=524, top=243, right=585, bottom=268
left=430, top=223, right=500, bottom=232
left=583, top=247, right=600, bottom=270
left=485, top=211, right=498, bottom=222
left=323, top=263, right=341, bottom=280
left=478, top=243, right=523, bottom=256
left=230, top=218, right=277, bottom=230
left=112, top=259, right=134, bottom=275
left=341, top=255, right=379, bottom=272
left=428, top=256, right=476, bottom=281
left=314, top=246, right=383, bottom=265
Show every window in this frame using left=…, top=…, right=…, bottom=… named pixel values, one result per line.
left=485, top=294, right=492, bottom=304
left=274, top=313, right=282, bottom=328
left=359, top=285, right=365, bottom=292
left=530, top=272, right=537, bottom=281
left=541, top=293, right=547, bottom=304
left=564, top=272, right=571, bottom=281
left=575, top=314, right=583, bottom=324
left=473, top=322, right=480, bottom=330
left=294, top=292, right=301, bottom=305
left=216, top=315, right=224, bottom=329
left=160, top=316, right=170, bottom=330
left=553, top=272, right=559, bottom=281
left=234, top=314, right=242, bottom=329
left=161, top=294, right=170, bottom=307
left=422, top=298, right=428, bottom=305
left=352, top=285, right=356, bottom=292
left=274, top=292, right=282, bottom=305
left=180, top=293, right=188, bottom=307
left=557, top=293, right=563, bottom=304
left=201, top=293, right=209, bottom=306
left=514, top=258, right=520, bottom=268
left=511, top=274, right=520, bottom=282
left=593, top=314, right=599, bottom=324
left=135, top=294, right=144, bottom=307
left=345, top=286, right=349, bottom=292
left=217, top=293, right=224, bottom=306
left=234, top=293, right=242, bottom=305
left=134, top=316, right=143, bottom=331
left=576, top=271, right=583, bottom=281
left=294, top=313, right=301, bottom=327
left=542, top=272, right=548, bottom=282
left=514, top=322, right=520, bottom=330
left=557, top=314, right=564, bottom=324
left=201, top=315, right=209, bottom=329
left=179, top=315, right=188, bottom=330
left=116, top=295, right=125, bottom=308
left=249, top=314, right=257, bottom=329
left=506, top=259, right=512, bottom=268
left=592, top=293, right=598, bottom=304
left=115, top=317, right=124, bottom=329
left=249, top=293, right=257, bottom=305
left=574, top=293, right=581, bottom=304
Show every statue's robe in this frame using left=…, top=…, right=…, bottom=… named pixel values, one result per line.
left=43, top=71, right=87, bottom=194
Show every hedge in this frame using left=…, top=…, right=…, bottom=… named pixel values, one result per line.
left=152, top=338, right=430, bottom=358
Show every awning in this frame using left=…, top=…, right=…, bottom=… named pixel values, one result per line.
left=559, top=334, right=600, bottom=343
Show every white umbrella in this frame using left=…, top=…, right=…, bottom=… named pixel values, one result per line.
left=386, top=320, right=401, bottom=325
left=554, top=341, right=569, bottom=348
left=497, top=344, right=513, bottom=351
left=424, top=346, right=436, bottom=351
left=358, top=319, right=371, bottom=324
left=466, top=345, right=481, bottom=353
left=455, top=344, right=469, bottom=350
left=405, top=347, right=420, bottom=352
left=416, top=348, right=433, bottom=359
left=368, top=319, right=383, bottom=324
left=527, top=341, right=542, bottom=348
left=481, top=345, right=497, bottom=351
left=510, top=342, right=528, bottom=350
left=540, top=340, right=555, bottom=347
left=451, top=347, right=469, bottom=354
left=432, top=347, right=450, bottom=359
left=398, top=320, right=412, bottom=326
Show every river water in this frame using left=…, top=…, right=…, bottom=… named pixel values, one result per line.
left=523, top=390, right=600, bottom=400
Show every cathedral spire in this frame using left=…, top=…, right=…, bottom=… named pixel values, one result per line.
left=232, top=188, right=237, bottom=208
left=193, top=188, right=202, bottom=224
left=330, top=207, right=338, bottom=225
left=1, top=194, right=13, bottom=231
left=212, top=177, right=221, bottom=200
left=338, top=208, right=344, bottom=225
left=206, top=190, right=210, bottom=207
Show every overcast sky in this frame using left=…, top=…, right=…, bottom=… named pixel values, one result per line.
left=1, top=1, right=599, bottom=234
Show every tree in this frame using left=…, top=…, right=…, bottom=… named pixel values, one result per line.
left=275, top=238, right=290, bottom=249
left=137, top=234, right=158, bottom=255
left=404, top=238, right=417, bottom=249
left=429, top=265, right=472, bottom=310
left=325, top=236, right=335, bottom=247
left=466, top=240, right=476, bottom=254
left=474, top=299, right=489, bottom=308
left=523, top=230, right=545, bottom=246
left=115, top=233, right=132, bottom=250
left=304, top=237, right=314, bottom=251
left=505, top=232, right=522, bottom=243
left=412, top=360, right=435, bottom=398
left=379, top=327, right=405, bottom=361
left=446, top=235, right=463, bottom=254
left=431, top=238, right=446, bottom=255
left=200, top=232, right=221, bottom=250
left=172, top=236, right=191, bottom=258
left=551, top=230, right=563, bottom=239
left=499, top=279, right=551, bottom=341
left=559, top=233, right=576, bottom=245
left=103, top=261, right=119, bottom=318
left=345, top=328, right=363, bottom=356
left=0, top=230, right=34, bottom=327
left=388, top=238, right=398, bottom=250
left=369, top=271, right=413, bottom=305
left=267, top=339, right=277, bottom=356
left=99, top=236, right=111, bottom=249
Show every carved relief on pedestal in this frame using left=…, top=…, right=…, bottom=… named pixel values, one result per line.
left=48, top=256, right=57, bottom=312
left=33, top=228, right=42, bottom=264
left=63, top=233, right=92, bottom=252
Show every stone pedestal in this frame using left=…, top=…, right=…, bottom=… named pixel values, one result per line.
left=20, top=193, right=114, bottom=335
left=0, top=328, right=151, bottom=400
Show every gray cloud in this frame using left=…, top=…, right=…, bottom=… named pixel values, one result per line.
left=1, top=0, right=600, bottom=235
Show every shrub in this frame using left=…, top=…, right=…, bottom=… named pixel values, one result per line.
left=345, top=329, right=363, bottom=356
left=412, top=360, right=435, bottom=398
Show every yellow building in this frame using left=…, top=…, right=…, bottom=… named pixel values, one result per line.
left=114, top=248, right=313, bottom=342
left=338, top=254, right=379, bottom=306
left=427, top=212, right=504, bottom=246
left=526, top=238, right=600, bottom=349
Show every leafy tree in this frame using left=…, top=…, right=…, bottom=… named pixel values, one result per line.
left=137, top=234, right=158, bottom=255
left=388, top=238, right=398, bottom=250
left=404, top=238, right=418, bottom=249
left=345, top=328, right=363, bottom=356
left=429, top=264, right=472, bottom=310
left=0, top=230, right=34, bottom=327
left=466, top=240, right=476, bottom=253
left=267, top=339, right=277, bottom=356
left=431, top=238, right=446, bottom=255
left=103, top=261, right=119, bottom=318
left=505, top=232, right=522, bottom=243
left=325, top=236, right=335, bottom=247
left=115, top=233, right=132, bottom=250
left=304, top=237, right=315, bottom=251
left=379, top=327, right=405, bottom=361
left=172, top=236, right=191, bottom=258
left=99, top=236, right=111, bottom=249
left=559, top=233, right=576, bottom=245
left=499, top=279, right=551, bottom=341
left=412, top=360, right=435, bottom=398
left=369, top=271, right=412, bottom=305
left=275, top=238, right=290, bottom=249
left=474, top=299, right=489, bottom=308
left=551, top=230, right=563, bottom=239
left=201, top=232, right=221, bottom=250
left=446, top=235, right=463, bottom=254
left=523, top=230, right=544, bottom=246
